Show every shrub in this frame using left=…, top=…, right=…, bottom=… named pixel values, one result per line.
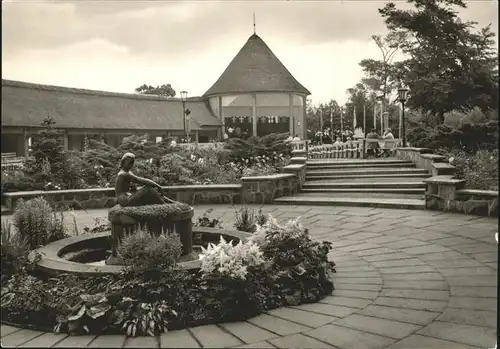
left=233, top=207, right=268, bottom=233
left=225, top=133, right=292, bottom=168
left=406, top=120, right=498, bottom=152
left=443, top=149, right=499, bottom=191
left=1, top=220, right=29, bottom=282
left=12, top=197, right=69, bottom=249
left=194, top=209, right=224, bottom=228
left=117, top=229, right=182, bottom=272
left=199, top=236, right=265, bottom=280
left=249, top=216, right=335, bottom=303
left=242, top=164, right=279, bottom=177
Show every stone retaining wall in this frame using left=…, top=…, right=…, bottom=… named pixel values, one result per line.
left=425, top=176, right=498, bottom=217
left=241, top=173, right=298, bottom=204
left=398, top=147, right=498, bottom=217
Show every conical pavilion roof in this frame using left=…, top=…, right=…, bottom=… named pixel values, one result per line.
left=203, top=34, right=310, bottom=97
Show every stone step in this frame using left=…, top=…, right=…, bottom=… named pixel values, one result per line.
left=306, top=162, right=415, bottom=170
left=303, top=181, right=426, bottom=189
left=306, top=173, right=431, bottom=181
left=307, top=159, right=412, bottom=166
left=301, top=188, right=425, bottom=195
left=307, top=168, right=428, bottom=177
left=305, top=177, right=427, bottom=185
left=298, top=191, right=424, bottom=200
left=274, top=195, right=425, bottom=210
left=307, top=157, right=409, bottom=165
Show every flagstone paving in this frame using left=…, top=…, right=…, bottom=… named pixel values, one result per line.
left=1, top=205, right=498, bottom=348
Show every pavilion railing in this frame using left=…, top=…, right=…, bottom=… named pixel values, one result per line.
left=306, top=139, right=402, bottom=160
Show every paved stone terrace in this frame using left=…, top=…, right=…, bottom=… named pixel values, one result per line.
left=1, top=205, right=498, bottom=348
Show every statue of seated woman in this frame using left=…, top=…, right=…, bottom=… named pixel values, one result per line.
left=115, top=152, right=175, bottom=207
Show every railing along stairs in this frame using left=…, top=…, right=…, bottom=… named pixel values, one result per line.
left=291, top=139, right=402, bottom=159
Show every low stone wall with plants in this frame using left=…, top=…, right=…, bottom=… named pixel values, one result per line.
left=3, top=162, right=306, bottom=210
left=241, top=173, right=298, bottom=204
left=425, top=176, right=498, bottom=217
left=397, top=147, right=498, bottom=217
left=396, top=147, right=456, bottom=176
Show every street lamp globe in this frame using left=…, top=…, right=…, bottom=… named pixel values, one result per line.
left=180, top=91, right=188, bottom=101
left=398, top=87, right=409, bottom=103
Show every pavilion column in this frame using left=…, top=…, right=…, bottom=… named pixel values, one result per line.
left=302, top=96, right=307, bottom=140
left=99, top=132, right=105, bottom=143
left=252, top=93, right=257, bottom=137
left=21, top=128, right=29, bottom=158
left=63, top=130, right=69, bottom=151
left=195, top=130, right=199, bottom=143
left=288, top=94, right=293, bottom=135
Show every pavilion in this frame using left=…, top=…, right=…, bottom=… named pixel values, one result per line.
left=1, top=33, right=310, bottom=157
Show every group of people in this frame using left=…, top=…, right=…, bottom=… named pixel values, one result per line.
left=366, top=128, right=395, bottom=157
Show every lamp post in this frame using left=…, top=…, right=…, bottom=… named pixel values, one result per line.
left=180, top=91, right=188, bottom=142
left=398, top=87, right=409, bottom=147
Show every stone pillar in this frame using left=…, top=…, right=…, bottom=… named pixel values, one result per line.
left=289, top=94, right=293, bottom=135
left=195, top=130, right=199, bottom=143
left=99, top=132, right=105, bottom=143
left=252, top=93, right=257, bottom=137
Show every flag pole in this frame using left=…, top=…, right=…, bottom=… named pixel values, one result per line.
left=319, top=108, right=323, bottom=145
left=330, top=107, right=333, bottom=143
left=353, top=105, right=357, bottom=134
left=363, top=103, right=367, bottom=138
left=340, top=107, right=344, bottom=142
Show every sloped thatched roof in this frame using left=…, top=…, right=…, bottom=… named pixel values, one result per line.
left=2, top=80, right=221, bottom=131
left=204, top=34, right=311, bottom=97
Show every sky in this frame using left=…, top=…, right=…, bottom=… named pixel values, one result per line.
left=2, top=0, right=498, bottom=105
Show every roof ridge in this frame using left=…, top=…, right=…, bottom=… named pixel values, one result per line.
left=1, top=79, right=203, bottom=103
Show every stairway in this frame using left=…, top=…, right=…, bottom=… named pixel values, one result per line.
left=275, top=158, right=430, bottom=209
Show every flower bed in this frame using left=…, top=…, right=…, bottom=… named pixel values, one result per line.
left=1, top=125, right=293, bottom=194
left=1, top=215, right=335, bottom=337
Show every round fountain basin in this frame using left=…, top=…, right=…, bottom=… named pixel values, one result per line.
left=35, top=227, right=251, bottom=277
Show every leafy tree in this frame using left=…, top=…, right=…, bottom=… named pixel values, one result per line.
left=379, top=0, right=499, bottom=123
left=28, top=115, right=65, bottom=174
left=359, top=32, right=407, bottom=102
left=135, top=84, right=176, bottom=98
left=305, top=99, right=346, bottom=134
left=345, top=83, right=377, bottom=134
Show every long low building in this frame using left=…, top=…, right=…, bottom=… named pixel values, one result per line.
left=2, top=33, right=310, bottom=157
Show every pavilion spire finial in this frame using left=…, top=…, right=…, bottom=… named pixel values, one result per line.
left=253, top=12, right=256, bottom=34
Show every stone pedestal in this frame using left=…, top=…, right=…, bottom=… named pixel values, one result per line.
left=106, top=204, right=194, bottom=265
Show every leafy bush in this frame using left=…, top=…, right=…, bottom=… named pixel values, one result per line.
left=234, top=207, right=268, bottom=233
left=199, top=236, right=265, bottom=280
left=249, top=216, right=335, bottom=304
left=1, top=220, right=29, bottom=282
left=406, top=120, right=498, bottom=152
left=194, top=209, right=224, bottom=228
left=225, top=133, right=292, bottom=168
left=118, top=229, right=182, bottom=272
left=440, top=149, right=499, bottom=191
left=12, top=197, right=69, bottom=249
